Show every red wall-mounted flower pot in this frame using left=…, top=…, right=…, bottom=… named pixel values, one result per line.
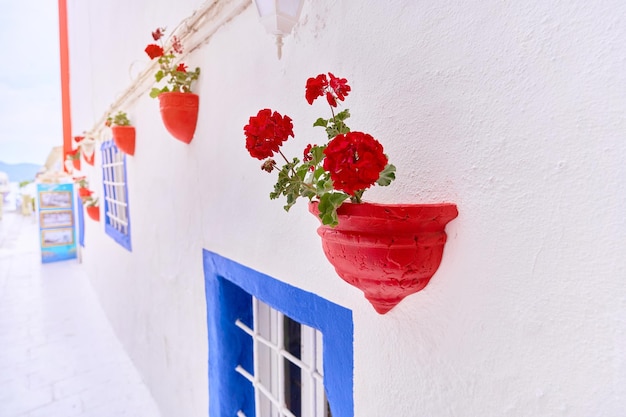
left=77, top=187, right=92, bottom=200
left=111, top=126, right=136, bottom=155
left=86, top=205, right=100, bottom=222
left=83, top=151, right=95, bottom=165
left=72, top=157, right=81, bottom=171
left=309, top=201, right=458, bottom=314
left=158, top=92, right=199, bottom=144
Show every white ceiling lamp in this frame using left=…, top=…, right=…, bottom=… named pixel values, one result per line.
left=253, top=0, right=305, bottom=59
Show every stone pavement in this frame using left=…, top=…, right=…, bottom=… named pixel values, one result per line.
left=0, top=211, right=162, bottom=417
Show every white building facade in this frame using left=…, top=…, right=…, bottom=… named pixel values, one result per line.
left=65, top=0, right=626, bottom=416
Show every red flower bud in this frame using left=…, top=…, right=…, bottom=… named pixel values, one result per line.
left=261, top=159, right=277, bottom=172
left=152, top=28, right=165, bottom=41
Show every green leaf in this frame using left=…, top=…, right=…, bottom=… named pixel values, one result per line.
left=313, top=118, right=328, bottom=127
left=296, top=163, right=310, bottom=181
left=335, top=109, right=350, bottom=121
left=149, top=88, right=162, bottom=98
left=325, top=119, right=350, bottom=139
left=376, top=163, right=397, bottom=186
left=155, top=70, right=165, bottom=82
left=317, top=192, right=349, bottom=226
left=316, top=177, right=334, bottom=195
left=311, top=145, right=326, bottom=164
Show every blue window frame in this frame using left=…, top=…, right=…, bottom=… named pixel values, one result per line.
left=76, top=190, right=84, bottom=247
left=101, top=140, right=131, bottom=251
left=203, top=250, right=354, bottom=417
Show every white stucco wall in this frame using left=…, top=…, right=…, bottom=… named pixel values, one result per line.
left=67, top=0, right=626, bottom=416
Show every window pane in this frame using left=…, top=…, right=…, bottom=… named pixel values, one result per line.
left=284, top=315, right=301, bottom=415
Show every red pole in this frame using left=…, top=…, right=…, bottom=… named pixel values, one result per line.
left=58, top=0, right=72, bottom=166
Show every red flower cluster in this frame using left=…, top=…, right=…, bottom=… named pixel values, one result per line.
left=323, top=131, right=388, bottom=196
left=244, top=109, right=294, bottom=160
left=145, top=44, right=164, bottom=59
left=145, top=27, right=200, bottom=97
left=171, top=37, right=183, bottom=54
left=305, top=72, right=351, bottom=107
left=145, top=28, right=182, bottom=60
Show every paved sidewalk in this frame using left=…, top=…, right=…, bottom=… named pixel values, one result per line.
left=0, top=211, right=162, bottom=417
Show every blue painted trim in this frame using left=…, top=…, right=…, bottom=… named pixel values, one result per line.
left=203, top=250, right=354, bottom=417
left=76, top=190, right=84, bottom=247
left=101, top=140, right=132, bottom=252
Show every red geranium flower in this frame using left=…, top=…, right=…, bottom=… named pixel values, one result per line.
left=303, top=144, right=313, bottom=162
left=176, top=63, right=187, bottom=72
left=244, top=109, right=294, bottom=160
left=74, top=135, right=85, bottom=143
left=325, top=92, right=336, bottom=107
left=152, top=27, right=165, bottom=41
left=305, top=72, right=351, bottom=107
left=328, top=72, right=350, bottom=102
left=145, top=44, right=164, bottom=59
left=305, top=74, right=328, bottom=105
left=323, top=131, right=388, bottom=196
left=171, top=36, right=183, bottom=54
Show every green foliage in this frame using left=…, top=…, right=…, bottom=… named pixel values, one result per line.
left=18, top=180, right=31, bottom=188
left=317, top=192, right=349, bottom=226
left=106, top=111, right=131, bottom=127
left=255, top=75, right=397, bottom=227
left=263, top=107, right=398, bottom=226
left=376, top=164, right=396, bottom=186
left=150, top=87, right=167, bottom=98
left=150, top=53, right=200, bottom=98
left=314, top=109, right=351, bottom=140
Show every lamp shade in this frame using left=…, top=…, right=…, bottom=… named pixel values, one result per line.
left=253, top=0, right=304, bottom=58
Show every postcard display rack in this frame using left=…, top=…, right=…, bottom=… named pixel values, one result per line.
left=36, top=183, right=77, bottom=263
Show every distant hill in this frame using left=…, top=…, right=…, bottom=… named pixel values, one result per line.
left=0, top=161, right=42, bottom=182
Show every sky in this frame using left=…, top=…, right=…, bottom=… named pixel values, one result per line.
left=0, top=0, right=63, bottom=166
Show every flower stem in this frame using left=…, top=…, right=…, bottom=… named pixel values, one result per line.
left=329, top=105, right=337, bottom=127
left=277, top=149, right=317, bottom=194
left=278, top=149, right=291, bottom=166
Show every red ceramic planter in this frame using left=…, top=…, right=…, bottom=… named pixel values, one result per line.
left=83, top=151, right=95, bottom=166
left=111, top=126, right=136, bottom=156
left=158, top=92, right=199, bottom=144
left=77, top=187, right=91, bottom=199
left=309, top=201, right=458, bottom=314
left=86, top=205, right=100, bottom=222
left=72, top=157, right=81, bottom=171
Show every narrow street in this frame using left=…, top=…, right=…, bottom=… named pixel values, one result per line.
left=0, top=211, right=162, bottom=417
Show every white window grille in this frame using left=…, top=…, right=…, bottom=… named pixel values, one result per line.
left=101, top=141, right=131, bottom=250
left=235, top=297, right=331, bottom=417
